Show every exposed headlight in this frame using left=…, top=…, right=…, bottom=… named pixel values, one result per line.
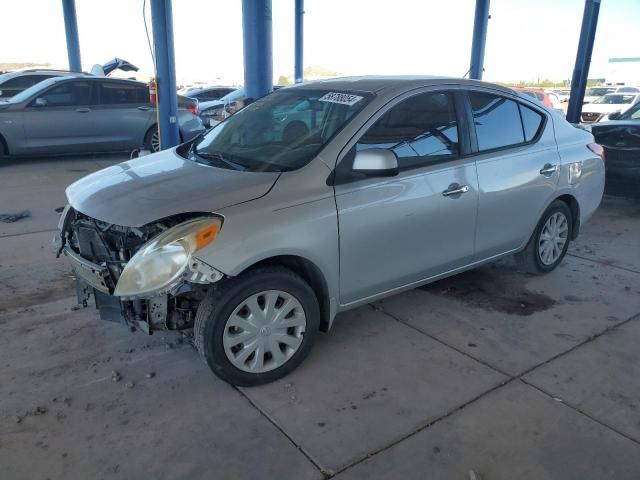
left=114, top=217, right=222, bottom=298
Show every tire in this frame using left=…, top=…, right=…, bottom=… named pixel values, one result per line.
left=144, top=126, right=160, bottom=153
left=516, top=200, right=572, bottom=274
left=194, top=266, right=320, bottom=386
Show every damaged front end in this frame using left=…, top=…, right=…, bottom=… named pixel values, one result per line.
left=54, top=206, right=224, bottom=334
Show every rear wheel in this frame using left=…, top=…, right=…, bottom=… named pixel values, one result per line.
left=194, top=266, right=320, bottom=386
left=516, top=200, right=572, bottom=274
left=144, top=126, right=160, bottom=153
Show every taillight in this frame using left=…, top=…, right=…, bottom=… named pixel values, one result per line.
left=187, top=102, right=199, bottom=116
left=587, top=142, right=605, bottom=162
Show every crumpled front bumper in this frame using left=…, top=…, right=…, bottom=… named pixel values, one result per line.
left=64, top=245, right=114, bottom=295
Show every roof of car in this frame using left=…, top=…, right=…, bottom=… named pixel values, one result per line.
left=288, top=76, right=516, bottom=95
left=45, top=74, right=145, bottom=85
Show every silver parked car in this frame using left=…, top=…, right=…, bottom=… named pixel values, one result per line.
left=0, top=58, right=139, bottom=99
left=0, top=75, right=204, bottom=156
left=55, top=77, right=605, bottom=386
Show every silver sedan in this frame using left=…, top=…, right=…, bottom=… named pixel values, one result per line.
left=56, top=76, right=605, bottom=386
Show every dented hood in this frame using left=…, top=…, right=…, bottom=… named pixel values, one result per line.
left=66, top=150, right=279, bottom=227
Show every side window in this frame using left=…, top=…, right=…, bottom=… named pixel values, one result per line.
left=136, top=85, right=150, bottom=104
left=356, top=92, right=459, bottom=170
left=519, top=104, right=544, bottom=142
left=469, top=92, right=524, bottom=151
left=99, top=82, right=141, bottom=105
left=38, top=81, right=92, bottom=107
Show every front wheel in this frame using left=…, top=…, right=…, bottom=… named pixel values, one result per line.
left=516, top=200, right=572, bottom=274
left=194, top=266, right=320, bottom=386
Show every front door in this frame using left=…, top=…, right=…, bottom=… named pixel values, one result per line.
left=335, top=91, right=478, bottom=305
left=22, top=79, right=100, bottom=154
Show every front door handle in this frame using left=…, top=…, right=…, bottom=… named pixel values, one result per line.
left=539, top=163, right=558, bottom=175
left=75, top=108, right=90, bottom=113
left=137, top=106, right=151, bottom=111
left=442, top=183, right=470, bottom=197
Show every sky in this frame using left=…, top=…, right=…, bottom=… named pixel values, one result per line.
left=1, top=0, right=638, bottom=85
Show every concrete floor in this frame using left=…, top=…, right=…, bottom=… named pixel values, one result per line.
left=1, top=154, right=639, bottom=480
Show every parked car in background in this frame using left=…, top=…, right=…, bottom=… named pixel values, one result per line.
left=199, top=86, right=285, bottom=127
left=513, top=87, right=556, bottom=108
left=580, top=93, right=640, bottom=123
left=513, top=87, right=563, bottom=116
left=179, top=86, right=237, bottom=102
left=589, top=101, right=640, bottom=198
left=583, top=86, right=640, bottom=104
left=553, top=89, right=571, bottom=102
left=0, top=58, right=139, bottom=99
left=0, top=75, right=203, bottom=157
left=199, top=88, right=250, bottom=127
left=55, top=77, right=605, bottom=386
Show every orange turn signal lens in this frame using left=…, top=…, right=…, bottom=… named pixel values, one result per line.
left=195, top=224, right=219, bottom=250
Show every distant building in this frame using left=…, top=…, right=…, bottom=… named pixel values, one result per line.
left=606, top=57, right=640, bottom=86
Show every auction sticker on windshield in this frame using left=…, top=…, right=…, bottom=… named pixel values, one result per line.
left=318, top=92, right=363, bottom=106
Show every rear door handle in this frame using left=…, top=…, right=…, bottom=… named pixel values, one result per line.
left=442, top=184, right=470, bottom=197
left=137, top=106, right=151, bottom=111
left=75, top=108, right=91, bottom=113
left=539, top=164, right=558, bottom=175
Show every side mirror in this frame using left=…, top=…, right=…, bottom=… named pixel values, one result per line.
left=33, top=97, right=48, bottom=107
left=352, top=148, right=399, bottom=177
left=608, top=111, right=621, bottom=120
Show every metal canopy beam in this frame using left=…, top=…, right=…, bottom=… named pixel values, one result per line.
left=61, top=0, right=82, bottom=72
left=295, top=0, right=304, bottom=84
left=242, top=0, right=273, bottom=99
left=150, top=0, right=180, bottom=150
left=469, top=0, right=490, bottom=80
left=566, top=0, right=601, bottom=124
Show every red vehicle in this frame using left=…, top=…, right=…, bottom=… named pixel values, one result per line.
left=512, top=87, right=557, bottom=109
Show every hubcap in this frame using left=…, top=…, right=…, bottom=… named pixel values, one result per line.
left=223, top=290, right=306, bottom=374
left=150, top=130, right=160, bottom=152
left=538, top=212, right=569, bottom=265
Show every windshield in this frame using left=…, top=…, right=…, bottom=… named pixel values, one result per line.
left=593, top=94, right=636, bottom=105
left=188, top=89, right=372, bottom=172
left=587, top=87, right=615, bottom=97
left=620, top=103, right=640, bottom=120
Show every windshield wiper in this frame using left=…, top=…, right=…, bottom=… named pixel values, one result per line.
left=192, top=148, right=247, bottom=171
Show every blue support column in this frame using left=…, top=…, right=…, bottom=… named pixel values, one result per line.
left=566, top=0, right=601, bottom=124
left=469, top=0, right=490, bottom=80
left=61, top=0, right=82, bottom=72
left=150, top=0, right=180, bottom=150
left=242, top=0, right=273, bottom=99
left=294, top=0, right=304, bottom=84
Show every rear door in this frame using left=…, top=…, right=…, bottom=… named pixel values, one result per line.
left=468, top=90, right=561, bottom=259
left=22, top=79, right=100, bottom=154
left=90, top=80, right=153, bottom=150
left=335, top=90, right=479, bottom=305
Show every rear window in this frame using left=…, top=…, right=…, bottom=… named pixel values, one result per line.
left=99, top=82, right=146, bottom=104
left=519, top=104, right=544, bottom=142
left=469, top=92, right=524, bottom=151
